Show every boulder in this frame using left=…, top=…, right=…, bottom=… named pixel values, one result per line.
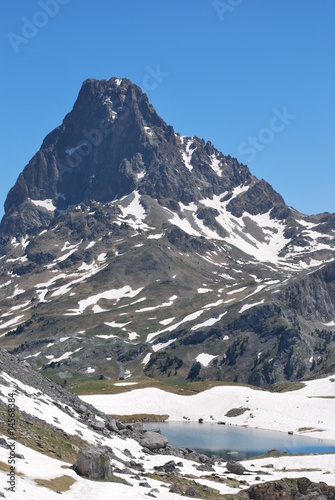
left=238, top=477, right=335, bottom=499
left=107, top=418, right=119, bottom=433
left=116, top=420, right=126, bottom=431
left=75, top=447, right=112, bottom=479
left=92, top=421, right=105, bottom=431
left=77, top=404, right=87, bottom=414
left=169, top=483, right=182, bottom=494
left=185, top=485, right=201, bottom=497
left=139, top=430, right=168, bottom=450
left=154, top=460, right=178, bottom=473
left=226, top=459, right=247, bottom=475
left=127, top=421, right=144, bottom=433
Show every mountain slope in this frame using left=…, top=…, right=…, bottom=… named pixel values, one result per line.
left=0, top=77, right=335, bottom=388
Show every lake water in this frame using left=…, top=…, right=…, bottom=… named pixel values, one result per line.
left=143, top=421, right=335, bottom=460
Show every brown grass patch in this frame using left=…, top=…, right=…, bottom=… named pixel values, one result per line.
left=35, top=475, right=75, bottom=492
left=0, top=460, right=11, bottom=473
left=110, top=413, right=168, bottom=423
left=270, top=381, right=306, bottom=393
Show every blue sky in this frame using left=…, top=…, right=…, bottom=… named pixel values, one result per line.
left=0, top=0, right=334, bottom=218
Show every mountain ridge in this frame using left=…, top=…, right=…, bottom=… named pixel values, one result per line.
left=0, top=76, right=335, bottom=389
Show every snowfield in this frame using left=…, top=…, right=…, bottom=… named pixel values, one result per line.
left=1, top=364, right=335, bottom=499
left=81, top=375, right=335, bottom=441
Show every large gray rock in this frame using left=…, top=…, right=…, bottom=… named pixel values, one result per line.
left=92, top=420, right=105, bottom=431
left=107, top=418, right=119, bottom=433
left=139, top=430, right=168, bottom=450
left=238, top=477, right=335, bottom=499
left=75, top=447, right=112, bottom=479
left=127, top=421, right=144, bottom=433
left=226, top=459, right=247, bottom=475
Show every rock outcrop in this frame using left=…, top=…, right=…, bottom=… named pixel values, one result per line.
left=74, top=447, right=112, bottom=479
left=237, top=477, right=335, bottom=499
left=139, top=430, right=168, bottom=451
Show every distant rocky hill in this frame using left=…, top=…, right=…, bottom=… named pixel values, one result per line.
left=0, top=77, right=335, bottom=389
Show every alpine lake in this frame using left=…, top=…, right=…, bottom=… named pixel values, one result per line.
left=143, top=421, right=335, bottom=460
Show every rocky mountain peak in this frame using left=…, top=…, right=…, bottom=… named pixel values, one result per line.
left=1, top=76, right=255, bottom=237
left=1, top=77, right=335, bottom=390
left=1, top=77, right=168, bottom=235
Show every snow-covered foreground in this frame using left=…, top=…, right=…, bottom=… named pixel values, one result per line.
left=1, top=371, right=335, bottom=499
left=2, top=438, right=335, bottom=499
left=81, top=374, right=335, bottom=441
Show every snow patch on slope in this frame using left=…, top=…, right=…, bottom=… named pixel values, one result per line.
left=68, top=286, right=144, bottom=315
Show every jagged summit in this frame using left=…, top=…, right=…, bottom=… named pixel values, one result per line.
left=1, top=76, right=285, bottom=237
left=2, top=77, right=164, bottom=234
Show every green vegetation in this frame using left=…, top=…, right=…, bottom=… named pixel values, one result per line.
left=68, top=374, right=263, bottom=396
left=186, top=361, right=201, bottom=381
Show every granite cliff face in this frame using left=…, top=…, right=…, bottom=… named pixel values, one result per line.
left=1, top=77, right=252, bottom=236
left=0, top=77, right=335, bottom=389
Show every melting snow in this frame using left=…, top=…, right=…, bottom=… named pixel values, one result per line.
left=136, top=295, right=178, bottom=313
left=210, top=154, right=222, bottom=177
left=96, top=334, right=118, bottom=339
left=114, top=381, right=138, bottom=386
left=10, top=300, right=31, bottom=311
left=147, top=309, right=204, bottom=342
left=142, top=352, right=152, bottom=365
left=105, top=320, right=132, bottom=328
left=196, top=353, right=218, bottom=367
left=30, top=198, right=56, bottom=211
left=144, top=126, right=154, bottom=137
left=182, top=138, right=196, bottom=172
left=93, top=305, right=107, bottom=313
left=227, top=286, right=247, bottom=295
left=239, top=299, right=265, bottom=313
left=86, top=241, right=96, bottom=249
left=97, top=253, right=107, bottom=261
left=152, top=339, right=176, bottom=352
left=136, top=170, right=146, bottom=180
left=191, top=312, right=226, bottom=331
left=0, top=315, right=25, bottom=330
left=61, top=241, right=81, bottom=252
left=179, top=187, right=292, bottom=264
left=83, top=376, right=335, bottom=441
left=147, top=233, right=163, bottom=239
left=159, top=317, right=175, bottom=325
left=118, top=191, right=150, bottom=231
left=47, top=347, right=83, bottom=364
left=203, top=299, right=223, bottom=308
left=68, top=286, right=143, bottom=314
